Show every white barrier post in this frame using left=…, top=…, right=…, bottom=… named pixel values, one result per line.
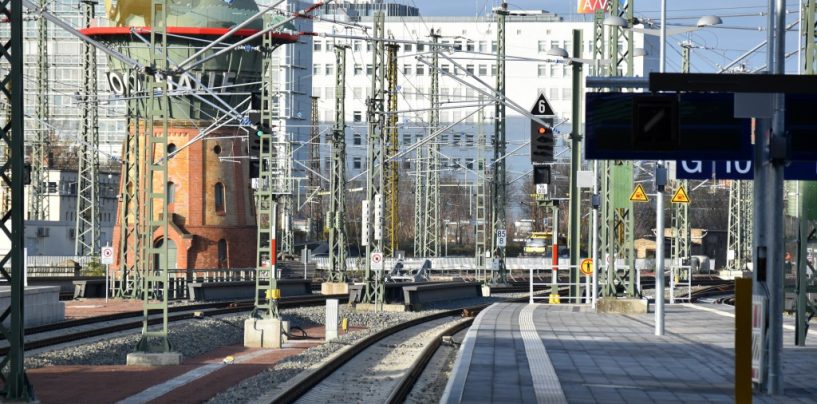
left=529, top=267, right=533, bottom=304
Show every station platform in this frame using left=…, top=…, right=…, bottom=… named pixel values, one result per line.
left=442, top=302, right=817, bottom=403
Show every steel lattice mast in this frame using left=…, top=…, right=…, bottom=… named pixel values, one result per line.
left=421, top=29, right=441, bottom=258
left=491, top=1, right=508, bottom=283
left=308, top=96, right=321, bottom=240
left=672, top=44, right=693, bottom=265
left=116, top=70, right=143, bottom=298
left=362, top=11, right=386, bottom=305
left=254, top=14, right=285, bottom=320
left=474, top=95, right=488, bottom=277
left=385, top=43, right=400, bottom=257
left=327, top=44, right=349, bottom=283
left=0, top=0, right=35, bottom=398
left=29, top=0, right=50, bottom=221
left=597, top=1, right=636, bottom=298
left=135, top=0, right=171, bottom=354
left=75, top=0, right=101, bottom=256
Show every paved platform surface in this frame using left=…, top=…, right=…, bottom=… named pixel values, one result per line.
left=442, top=302, right=817, bottom=403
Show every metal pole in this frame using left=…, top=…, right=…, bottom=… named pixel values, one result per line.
left=592, top=161, right=599, bottom=307
left=569, top=29, right=583, bottom=301
left=766, top=0, right=786, bottom=394
left=654, top=0, right=667, bottom=337
left=655, top=167, right=666, bottom=336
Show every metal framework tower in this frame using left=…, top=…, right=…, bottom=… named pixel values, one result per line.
left=385, top=43, right=400, bottom=257
left=597, top=1, right=636, bottom=297
left=362, top=12, right=386, bottom=305
left=29, top=0, right=50, bottom=221
left=413, top=140, right=426, bottom=255
left=421, top=29, right=441, bottom=258
left=474, top=96, right=488, bottom=274
left=135, top=0, right=171, bottom=353
left=727, top=180, right=753, bottom=270
left=116, top=76, right=143, bottom=298
left=0, top=0, right=35, bottom=398
left=671, top=42, right=694, bottom=265
left=254, top=15, right=288, bottom=320
left=491, top=1, right=508, bottom=283
left=327, top=44, right=349, bottom=283
left=279, top=146, right=294, bottom=257
left=75, top=0, right=101, bottom=256
left=308, top=96, right=321, bottom=240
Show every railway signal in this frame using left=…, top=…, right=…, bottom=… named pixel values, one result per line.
left=530, top=122, right=554, bottom=163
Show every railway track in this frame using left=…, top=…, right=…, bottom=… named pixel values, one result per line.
left=262, top=298, right=529, bottom=404
left=0, top=294, right=346, bottom=356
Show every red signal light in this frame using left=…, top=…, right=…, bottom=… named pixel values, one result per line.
left=538, top=127, right=547, bottom=134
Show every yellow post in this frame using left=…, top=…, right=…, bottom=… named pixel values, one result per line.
left=735, top=278, right=752, bottom=403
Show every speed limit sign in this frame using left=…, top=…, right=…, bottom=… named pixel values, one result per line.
left=101, top=246, right=114, bottom=265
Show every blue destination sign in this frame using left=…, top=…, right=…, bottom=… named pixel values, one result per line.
left=676, top=160, right=817, bottom=180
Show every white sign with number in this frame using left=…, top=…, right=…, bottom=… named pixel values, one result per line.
left=496, top=229, right=507, bottom=248
left=536, top=184, right=548, bottom=195
left=101, top=246, right=114, bottom=265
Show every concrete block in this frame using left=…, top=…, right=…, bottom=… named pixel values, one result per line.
left=126, top=352, right=182, bottom=366
left=595, top=298, right=648, bottom=314
left=0, top=286, right=64, bottom=327
left=354, top=303, right=408, bottom=312
left=321, top=282, right=349, bottom=295
left=244, top=318, right=282, bottom=349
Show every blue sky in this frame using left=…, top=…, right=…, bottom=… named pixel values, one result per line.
left=403, top=0, right=803, bottom=73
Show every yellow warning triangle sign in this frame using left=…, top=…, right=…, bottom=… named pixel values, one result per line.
left=629, top=184, right=649, bottom=202
left=672, top=186, right=691, bottom=204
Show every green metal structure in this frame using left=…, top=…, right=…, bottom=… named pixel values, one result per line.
left=75, top=0, right=101, bottom=257
left=29, top=0, right=49, bottom=222
left=385, top=43, right=400, bottom=257
left=135, top=0, right=171, bottom=354
left=117, top=70, right=143, bottom=298
left=363, top=12, right=386, bottom=305
left=491, top=1, right=508, bottom=284
left=596, top=1, right=636, bottom=298
left=327, top=44, right=349, bottom=283
left=0, top=1, right=35, bottom=399
left=474, top=95, right=488, bottom=274
left=421, top=29, right=441, bottom=258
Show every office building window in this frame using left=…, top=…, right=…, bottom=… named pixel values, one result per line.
left=313, top=41, right=322, bottom=52
left=466, top=64, right=475, bottom=75
left=353, top=111, right=362, bottom=122
left=325, top=65, right=334, bottom=76
left=416, top=64, right=425, bottom=75
left=353, top=133, right=362, bottom=145
left=538, top=64, right=547, bottom=77
left=403, top=65, right=412, bottom=75
left=354, top=64, right=363, bottom=75
left=417, top=43, right=425, bottom=51
left=313, top=64, right=321, bottom=75
left=404, top=43, right=413, bottom=52
left=478, top=65, right=487, bottom=76
left=538, top=40, right=547, bottom=52
left=353, top=157, right=362, bottom=169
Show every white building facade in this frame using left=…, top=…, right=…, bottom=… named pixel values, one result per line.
left=309, top=3, right=658, bottom=183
